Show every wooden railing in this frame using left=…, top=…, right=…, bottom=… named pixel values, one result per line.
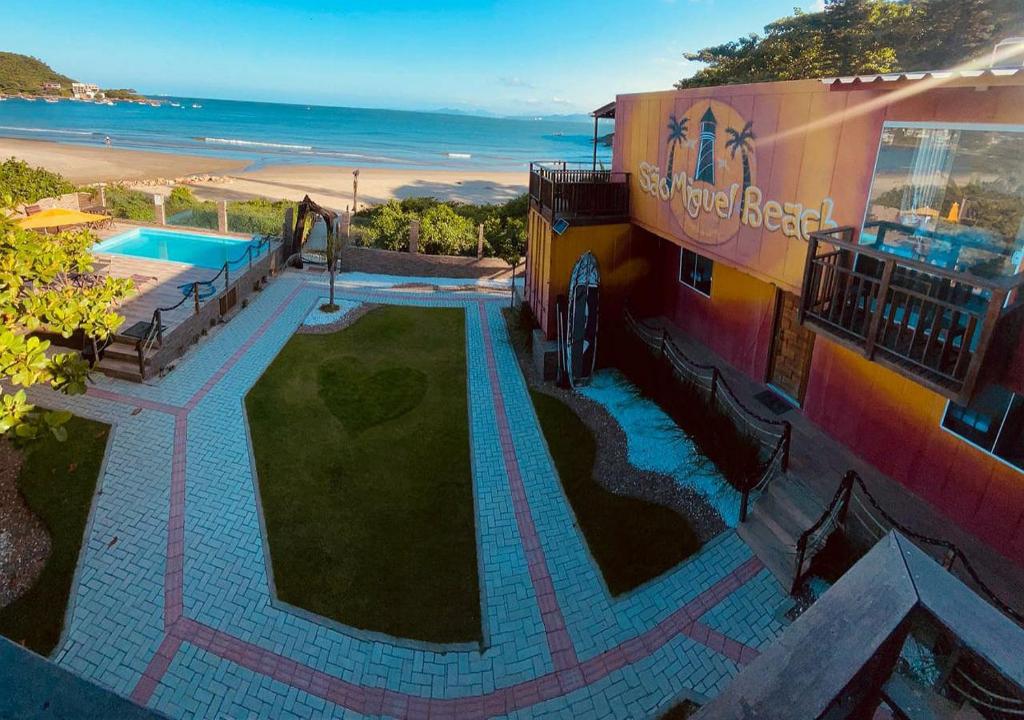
left=800, top=226, right=1024, bottom=402
left=528, top=161, right=629, bottom=221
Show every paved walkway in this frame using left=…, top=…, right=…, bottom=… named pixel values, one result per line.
left=26, top=272, right=793, bottom=719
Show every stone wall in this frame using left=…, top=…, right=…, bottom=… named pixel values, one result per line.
left=340, top=245, right=514, bottom=280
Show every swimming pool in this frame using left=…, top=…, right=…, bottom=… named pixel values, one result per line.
left=93, top=228, right=267, bottom=270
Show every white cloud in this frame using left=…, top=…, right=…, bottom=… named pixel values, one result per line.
left=498, top=76, right=535, bottom=89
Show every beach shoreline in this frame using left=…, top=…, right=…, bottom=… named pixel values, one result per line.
left=0, top=137, right=529, bottom=206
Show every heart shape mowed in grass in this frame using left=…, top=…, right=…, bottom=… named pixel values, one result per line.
left=317, top=358, right=428, bottom=434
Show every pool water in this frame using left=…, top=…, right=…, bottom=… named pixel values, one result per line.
left=93, top=228, right=267, bottom=270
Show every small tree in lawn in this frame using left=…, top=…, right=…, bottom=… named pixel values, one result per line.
left=0, top=211, right=133, bottom=441
left=322, top=216, right=341, bottom=313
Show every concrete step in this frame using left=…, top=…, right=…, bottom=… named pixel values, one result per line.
left=103, top=341, right=142, bottom=363
left=737, top=511, right=797, bottom=590
left=882, top=674, right=960, bottom=720
left=95, top=356, right=144, bottom=383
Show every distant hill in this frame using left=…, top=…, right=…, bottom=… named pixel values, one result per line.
left=0, top=52, right=75, bottom=95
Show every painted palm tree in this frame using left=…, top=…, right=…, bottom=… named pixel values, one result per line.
left=725, top=121, right=756, bottom=215
left=665, top=114, right=689, bottom=192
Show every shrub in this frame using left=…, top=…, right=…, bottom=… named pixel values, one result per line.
left=0, top=158, right=77, bottom=206
left=361, top=200, right=413, bottom=251
left=226, top=198, right=296, bottom=236
left=420, top=204, right=476, bottom=256
left=105, top=184, right=155, bottom=222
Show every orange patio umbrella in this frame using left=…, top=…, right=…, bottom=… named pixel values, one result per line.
left=17, top=208, right=109, bottom=230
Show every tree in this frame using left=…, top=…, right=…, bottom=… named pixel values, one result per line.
left=676, top=0, right=1023, bottom=89
left=0, top=215, right=133, bottom=440
left=362, top=200, right=413, bottom=251
left=664, top=114, right=689, bottom=192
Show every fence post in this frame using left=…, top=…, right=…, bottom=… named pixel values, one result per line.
left=154, top=194, right=166, bottom=226
left=837, top=471, right=856, bottom=525
left=155, top=309, right=163, bottom=344
left=97, top=184, right=106, bottom=210
left=781, top=421, right=792, bottom=472
left=477, top=223, right=485, bottom=259
left=224, top=262, right=230, bottom=291
left=739, top=487, right=750, bottom=524
left=217, top=200, right=228, bottom=233
left=193, top=282, right=200, bottom=314
left=791, top=536, right=808, bottom=596
left=248, top=245, right=253, bottom=270
left=710, top=367, right=720, bottom=406
left=409, top=219, right=420, bottom=254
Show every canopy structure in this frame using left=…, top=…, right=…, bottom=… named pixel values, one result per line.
left=17, top=208, right=109, bottom=230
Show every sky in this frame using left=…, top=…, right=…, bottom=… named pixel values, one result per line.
left=3, top=0, right=811, bottom=115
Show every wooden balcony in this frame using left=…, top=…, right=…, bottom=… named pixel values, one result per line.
left=799, top=226, right=1024, bottom=402
left=528, top=161, right=630, bottom=224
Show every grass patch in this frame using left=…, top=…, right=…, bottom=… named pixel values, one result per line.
left=529, top=390, right=702, bottom=596
left=245, top=306, right=480, bottom=643
left=0, top=416, right=110, bottom=656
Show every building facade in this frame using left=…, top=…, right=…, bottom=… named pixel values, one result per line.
left=524, top=70, right=1024, bottom=566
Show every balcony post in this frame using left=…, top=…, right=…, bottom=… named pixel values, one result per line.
left=863, top=258, right=895, bottom=359
left=798, top=234, right=819, bottom=325
left=958, top=287, right=1008, bottom=402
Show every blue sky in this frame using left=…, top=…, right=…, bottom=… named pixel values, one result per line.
left=4, top=0, right=809, bottom=114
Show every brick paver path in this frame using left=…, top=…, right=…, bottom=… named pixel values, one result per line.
left=26, top=272, right=793, bottom=719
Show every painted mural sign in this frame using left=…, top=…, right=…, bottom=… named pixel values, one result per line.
left=636, top=100, right=837, bottom=245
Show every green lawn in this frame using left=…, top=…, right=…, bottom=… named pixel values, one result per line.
left=245, top=306, right=480, bottom=643
left=0, top=416, right=110, bottom=656
left=530, top=390, right=702, bottom=596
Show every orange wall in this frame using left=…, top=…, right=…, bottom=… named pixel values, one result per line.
left=643, top=231, right=775, bottom=379
left=804, top=338, right=1024, bottom=564
left=613, top=79, right=1024, bottom=292
left=525, top=211, right=643, bottom=339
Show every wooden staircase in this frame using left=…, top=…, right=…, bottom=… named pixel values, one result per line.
left=94, top=334, right=151, bottom=383
left=737, top=474, right=827, bottom=590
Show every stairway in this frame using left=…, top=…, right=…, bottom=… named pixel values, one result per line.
left=737, top=474, right=827, bottom=590
left=94, top=336, right=149, bottom=383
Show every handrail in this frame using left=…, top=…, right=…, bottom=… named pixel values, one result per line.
left=798, top=469, right=1024, bottom=626
left=622, top=308, right=792, bottom=521
left=809, top=226, right=1024, bottom=294
left=133, top=235, right=273, bottom=375
left=792, top=470, right=856, bottom=594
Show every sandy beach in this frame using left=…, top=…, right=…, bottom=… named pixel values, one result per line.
left=0, top=137, right=529, bottom=207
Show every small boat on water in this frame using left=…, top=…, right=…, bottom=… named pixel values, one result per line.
left=191, top=103, right=202, bottom=109
left=22, top=96, right=36, bottom=102
left=44, top=97, right=59, bottom=104
left=170, top=102, right=181, bottom=107
left=102, top=100, right=115, bottom=106
left=148, top=101, right=160, bottom=107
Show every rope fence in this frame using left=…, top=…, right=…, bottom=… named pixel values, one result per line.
left=621, top=309, right=792, bottom=521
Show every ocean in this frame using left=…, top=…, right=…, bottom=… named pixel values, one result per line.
left=0, top=96, right=611, bottom=171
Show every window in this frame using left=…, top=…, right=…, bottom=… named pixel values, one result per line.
left=679, top=247, right=713, bottom=296
left=942, top=385, right=1024, bottom=472
left=863, top=123, right=1024, bottom=278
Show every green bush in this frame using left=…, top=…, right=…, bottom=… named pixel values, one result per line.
left=361, top=200, right=413, bottom=251
left=105, top=184, right=155, bottom=222
left=0, top=158, right=77, bottom=206
left=356, top=193, right=527, bottom=259
left=227, top=198, right=295, bottom=236
left=420, top=204, right=476, bottom=256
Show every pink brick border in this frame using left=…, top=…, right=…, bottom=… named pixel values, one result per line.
left=98, top=281, right=766, bottom=715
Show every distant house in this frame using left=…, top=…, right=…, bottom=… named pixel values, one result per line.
left=71, top=82, right=100, bottom=100
left=41, top=81, right=61, bottom=93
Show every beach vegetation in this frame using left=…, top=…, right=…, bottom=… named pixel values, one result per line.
left=0, top=415, right=110, bottom=655
left=677, top=0, right=1024, bottom=89
left=104, top=184, right=156, bottom=222
left=245, top=306, right=480, bottom=642
left=0, top=215, right=133, bottom=440
left=0, top=158, right=77, bottom=206
left=354, top=193, right=527, bottom=261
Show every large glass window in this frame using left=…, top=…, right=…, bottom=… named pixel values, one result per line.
left=863, top=123, right=1024, bottom=279
left=679, top=247, right=713, bottom=296
left=942, top=385, right=1024, bottom=472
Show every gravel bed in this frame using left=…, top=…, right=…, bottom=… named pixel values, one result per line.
left=297, top=303, right=380, bottom=335
left=503, top=312, right=726, bottom=544
left=0, top=440, right=51, bottom=610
